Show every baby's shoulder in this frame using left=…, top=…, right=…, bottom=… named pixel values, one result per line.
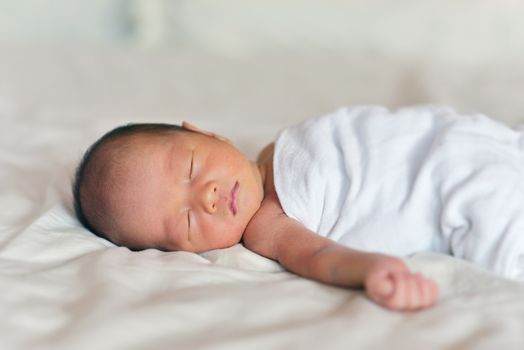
left=243, top=190, right=288, bottom=259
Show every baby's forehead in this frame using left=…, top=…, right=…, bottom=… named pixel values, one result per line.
left=101, top=129, right=215, bottom=169
left=105, top=130, right=200, bottom=169
left=90, top=133, right=169, bottom=180
left=107, top=131, right=180, bottom=155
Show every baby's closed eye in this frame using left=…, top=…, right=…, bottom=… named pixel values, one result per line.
left=189, top=150, right=194, bottom=179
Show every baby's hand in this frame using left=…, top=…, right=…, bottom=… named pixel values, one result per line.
left=364, top=256, right=439, bottom=311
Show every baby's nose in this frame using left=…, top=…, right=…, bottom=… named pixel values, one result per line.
left=201, top=181, right=219, bottom=214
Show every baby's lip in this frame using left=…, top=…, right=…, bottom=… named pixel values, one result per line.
left=230, top=181, right=239, bottom=216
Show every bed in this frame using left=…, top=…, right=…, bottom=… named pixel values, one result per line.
left=2, top=46, right=524, bottom=349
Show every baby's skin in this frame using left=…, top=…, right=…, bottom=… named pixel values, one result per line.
left=108, top=122, right=439, bottom=311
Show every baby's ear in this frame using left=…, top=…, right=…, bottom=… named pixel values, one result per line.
left=182, top=121, right=232, bottom=144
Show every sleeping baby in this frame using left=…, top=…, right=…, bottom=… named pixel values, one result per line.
left=74, top=105, right=524, bottom=311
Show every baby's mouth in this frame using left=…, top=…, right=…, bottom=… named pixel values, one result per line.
left=230, top=181, right=239, bottom=216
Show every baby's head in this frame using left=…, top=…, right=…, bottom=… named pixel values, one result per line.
left=73, top=122, right=265, bottom=252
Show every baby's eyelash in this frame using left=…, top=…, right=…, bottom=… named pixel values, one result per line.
left=189, top=151, right=194, bottom=179
left=187, top=210, right=191, bottom=232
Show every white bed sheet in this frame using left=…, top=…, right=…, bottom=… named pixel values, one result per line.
left=1, top=47, right=524, bottom=350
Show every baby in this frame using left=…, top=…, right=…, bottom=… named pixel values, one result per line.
left=75, top=105, right=524, bottom=312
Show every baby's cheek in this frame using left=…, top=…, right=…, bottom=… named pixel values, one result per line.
left=214, top=220, right=244, bottom=246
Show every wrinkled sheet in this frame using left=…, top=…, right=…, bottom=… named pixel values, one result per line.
left=1, top=47, right=524, bottom=350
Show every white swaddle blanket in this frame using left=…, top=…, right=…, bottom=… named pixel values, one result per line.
left=273, top=106, right=524, bottom=279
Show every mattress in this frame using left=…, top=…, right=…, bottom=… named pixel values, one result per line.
left=1, top=46, right=524, bottom=350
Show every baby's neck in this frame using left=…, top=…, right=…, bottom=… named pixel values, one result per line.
left=254, top=143, right=276, bottom=196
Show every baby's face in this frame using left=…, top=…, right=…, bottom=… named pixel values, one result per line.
left=110, top=128, right=265, bottom=252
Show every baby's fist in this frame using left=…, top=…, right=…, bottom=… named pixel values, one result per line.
left=364, top=256, right=438, bottom=311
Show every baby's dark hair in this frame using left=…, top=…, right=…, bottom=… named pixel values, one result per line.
left=72, top=123, right=189, bottom=243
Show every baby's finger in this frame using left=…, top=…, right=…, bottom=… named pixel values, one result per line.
left=373, top=274, right=395, bottom=300
left=381, top=272, right=439, bottom=311
left=418, top=276, right=432, bottom=308
left=417, top=273, right=436, bottom=309
left=386, top=272, right=408, bottom=310
left=417, top=275, right=438, bottom=308
left=406, top=273, right=423, bottom=310
left=414, top=274, right=429, bottom=308
left=428, top=279, right=439, bottom=305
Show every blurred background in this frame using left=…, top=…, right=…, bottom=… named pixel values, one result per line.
left=1, top=0, right=523, bottom=61
left=1, top=0, right=524, bottom=156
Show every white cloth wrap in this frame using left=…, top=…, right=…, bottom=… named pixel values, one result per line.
left=273, top=106, right=524, bottom=279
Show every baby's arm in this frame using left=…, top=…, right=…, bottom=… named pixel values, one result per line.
left=244, top=194, right=438, bottom=311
